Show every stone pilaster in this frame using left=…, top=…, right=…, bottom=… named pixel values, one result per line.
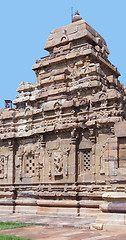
left=47, top=151, right=52, bottom=179
left=35, top=152, right=40, bottom=179
left=8, top=139, right=15, bottom=184
left=70, top=129, right=79, bottom=182
left=39, top=139, right=46, bottom=181
left=89, top=128, right=96, bottom=176
left=18, top=155, right=23, bottom=180
left=63, top=148, right=70, bottom=177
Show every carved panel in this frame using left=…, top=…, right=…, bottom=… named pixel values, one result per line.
left=54, top=151, right=63, bottom=176
left=24, top=153, right=36, bottom=177
left=79, top=149, right=92, bottom=173
left=0, top=155, right=4, bottom=178
left=16, top=142, right=42, bottom=181
left=0, top=155, right=8, bottom=179
left=83, top=150, right=91, bottom=171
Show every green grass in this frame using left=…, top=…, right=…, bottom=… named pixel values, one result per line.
left=0, top=235, right=31, bottom=240
left=0, top=222, right=34, bottom=240
left=0, top=222, right=33, bottom=230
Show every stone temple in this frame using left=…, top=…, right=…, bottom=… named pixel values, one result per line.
left=0, top=11, right=126, bottom=230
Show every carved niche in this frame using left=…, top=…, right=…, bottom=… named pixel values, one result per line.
left=99, top=92, right=107, bottom=107
left=17, top=136, right=45, bottom=181
left=60, top=29, right=69, bottom=43
left=78, top=136, right=92, bottom=175
left=46, top=136, right=70, bottom=179
left=17, top=147, right=39, bottom=180
left=0, top=155, right=8, bottom=179
left=53, top=147, right=70, bottom=178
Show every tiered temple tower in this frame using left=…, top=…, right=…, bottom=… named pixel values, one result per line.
left=0, top=11, right=126, bottom=229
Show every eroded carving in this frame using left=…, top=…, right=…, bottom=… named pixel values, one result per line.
left=0, top=156, right=4, bottom=178
left=54, top=151, right=63, bottom=176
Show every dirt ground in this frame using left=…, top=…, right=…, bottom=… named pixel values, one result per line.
left=0, top=213, right=126, bottom=240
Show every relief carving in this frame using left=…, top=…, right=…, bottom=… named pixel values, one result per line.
left=36, top=162, right=43, bottom=178
left=54, top=151, right=63, bottom=176
left=60, top=29, right=69, bottom=43
left=54, top=102, right=62, bottom=116
left=19, top=155, right=23, bottom=180
left=0, top=156, right=4, bottom=178
left=0, top=155, right=8, bottom=179
left=4, top=156, right=8, bottom=179
left=17, top=144, right=42, bottom=180
left=69, top=69, right=78, bottom=81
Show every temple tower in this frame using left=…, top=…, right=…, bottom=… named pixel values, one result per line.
left=0, top=11, right=126, bottom=229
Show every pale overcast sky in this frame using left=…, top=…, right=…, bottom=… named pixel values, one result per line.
left=0, top=0, right=126, bottom=108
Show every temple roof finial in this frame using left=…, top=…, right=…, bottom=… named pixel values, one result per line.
left=72, top=10, right=82, bottom=23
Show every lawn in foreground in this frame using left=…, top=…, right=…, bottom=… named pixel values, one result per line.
left=0, top=222, right=33, bottom=240
left=0, top=235, right=31, bottom=240
left=0, top=222, right=33, bottom=230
